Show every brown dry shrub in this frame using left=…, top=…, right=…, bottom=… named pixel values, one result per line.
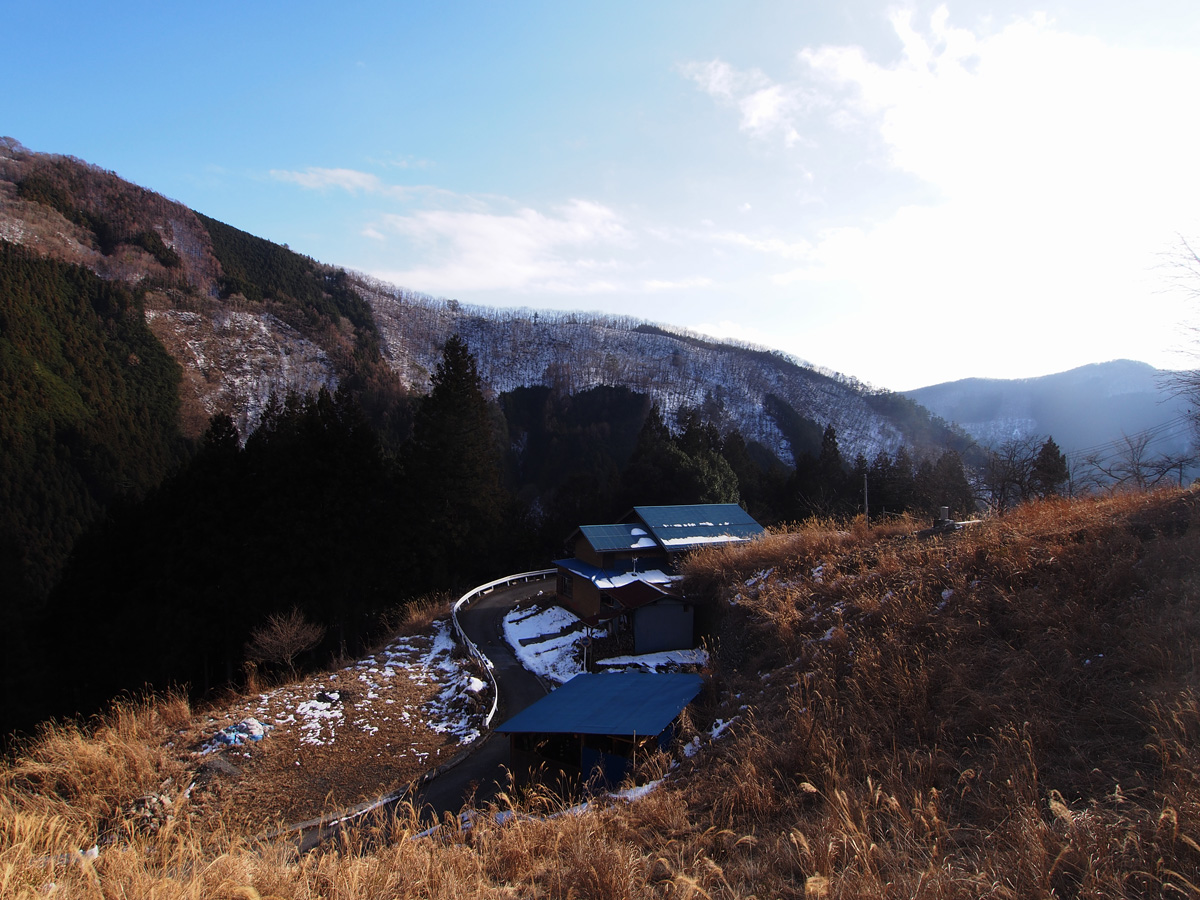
left=384, top=592, right=454, bottom=637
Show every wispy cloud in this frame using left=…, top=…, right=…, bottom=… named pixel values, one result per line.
left=371, top=199, right=634, bottom=295
left=271, top=166, right=476, bottom=209
left=271, top=167, right=384, bottom=193
left=681, top=8, right=1200, bottom=381
left=678, top=59, right=807, bottom=146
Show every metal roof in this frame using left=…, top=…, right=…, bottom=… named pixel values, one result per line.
left=554, top=557, right=678, bottom=590
left=631, top=504, right=765, bottom=551
left=579, top=523, right=659, bottom=553
left=495, top=672, right=704, bottom=737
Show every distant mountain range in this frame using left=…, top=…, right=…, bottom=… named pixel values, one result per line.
left=905, top=360, right=1195, bottom=467
left=1, top=137, right=1191, bottom=471
left=0, top=138, right=966, bottom=466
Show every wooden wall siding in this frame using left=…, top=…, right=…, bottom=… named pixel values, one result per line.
left=576, top=536, right=670, bottom=572
left=557, top=569, right=603, bottom=618
left=576, top=541, right=604, bottom=567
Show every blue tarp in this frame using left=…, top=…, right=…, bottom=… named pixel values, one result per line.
left=496, top=672, right=703, bottom=737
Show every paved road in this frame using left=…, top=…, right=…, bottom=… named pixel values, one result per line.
left=408, top=578, right=552, bottom=822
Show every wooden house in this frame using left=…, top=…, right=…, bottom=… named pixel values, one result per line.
left=554, top=504, right=764, bottom=653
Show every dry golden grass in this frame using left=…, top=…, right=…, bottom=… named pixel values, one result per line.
left=4, top=488, right=1200, bottom=898
left=386, top=591, right=455, bottom=636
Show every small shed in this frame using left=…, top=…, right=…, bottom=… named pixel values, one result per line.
left=496, top=672, right=704, bottom=788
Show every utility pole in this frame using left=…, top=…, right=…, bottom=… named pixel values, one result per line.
left=863, top=472, right=869, bottom=526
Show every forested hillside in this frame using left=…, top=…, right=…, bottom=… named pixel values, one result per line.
left=0, top=242, right=186, bottom=599
left=356, top=277, right=971, bottom=467
left=0, top=138, right=984, bottom=738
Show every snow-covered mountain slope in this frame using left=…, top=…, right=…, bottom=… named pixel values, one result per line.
left=0, top=138, right=960, bottom=462
left=357, top=279, right=945, bottom=463
left=144, top=305, right=337, bottom=438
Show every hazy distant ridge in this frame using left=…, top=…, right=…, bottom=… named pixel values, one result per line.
left=905, top=360, right=1194, bottom=462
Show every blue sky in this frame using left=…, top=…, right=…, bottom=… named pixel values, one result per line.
left=8, top=1, right=1200, bottom=389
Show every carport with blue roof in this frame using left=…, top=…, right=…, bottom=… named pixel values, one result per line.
left=495, top=671, right=704, bottom=788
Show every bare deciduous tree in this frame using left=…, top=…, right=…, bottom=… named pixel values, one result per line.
left=1085, top=432, right=1195, bottom=491
left=983, top=435, right=1042, bottom=512
left=245, top=608, right=326, bottom=675
left=1164, top=237, right=1200, bottom=440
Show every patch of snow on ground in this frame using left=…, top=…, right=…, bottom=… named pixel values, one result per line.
left=506, top=603, right=712, bottom=681
left=684, top=715, right=738, bottom=759
left=612, top=779, right=663, bottom=801
left=502, top=604, right=589, bottom=684
left=399, top=619, right=484, bottom=744
left=296, top=696, right=344, bottom=746
left=196, top=616, right=488, bottom=759
left=709, top=717, right=736, bottom=741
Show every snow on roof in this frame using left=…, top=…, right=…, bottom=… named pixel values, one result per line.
left=579, top=523, right=658, bottom=552
left=632, top=504, right=765, bottom=551
left=596, top=647, right=709, bottom=670
left=554, top=557, right=680, bottom=590
left=573, top=505, right=764, bottom=558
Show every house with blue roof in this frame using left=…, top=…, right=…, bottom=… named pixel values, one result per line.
left=554, top=503, right=765, bottom=653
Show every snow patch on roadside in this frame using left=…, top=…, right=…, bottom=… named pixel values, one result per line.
left=502, top=604, right=589, bottom=684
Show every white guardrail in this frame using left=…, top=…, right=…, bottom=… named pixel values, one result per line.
left=451, top=569, right=555, bottom=726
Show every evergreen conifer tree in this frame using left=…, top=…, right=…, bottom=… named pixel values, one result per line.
left=406, top=335, right=506, bottom=582
left=1032, top=436, right=1070, bottom=497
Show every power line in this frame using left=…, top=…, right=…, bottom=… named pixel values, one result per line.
left=1063, top=414, right=1195, bottom=464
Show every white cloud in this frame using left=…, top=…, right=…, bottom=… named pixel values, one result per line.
left=271, top=166, right=463, bottom=207
left=371, top=199, right=634, bottom=295
left=712, top=229, right=812, bottom=261
left=679, top=59, right=806, bottom=145
left=643, top=276, right=715, bottom=292
left=271, top=167, right=384, bottom=193
left=683, top=8, right=1200, bottom=383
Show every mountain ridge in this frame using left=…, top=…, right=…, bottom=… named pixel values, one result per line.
left=905, top=359, right=1194, bottom=463
left=3, top=137, right=1188, bottom=472
left=0, top=137, right=965, bottom=466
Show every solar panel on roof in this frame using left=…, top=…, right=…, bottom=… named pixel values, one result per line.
left=579, top=524, right=657, bottom=552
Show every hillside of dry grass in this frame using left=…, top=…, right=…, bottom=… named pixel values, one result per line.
left=4, top=488, right=1199, bottom=898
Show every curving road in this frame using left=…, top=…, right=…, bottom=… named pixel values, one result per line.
left=292, top=577, right=552, bottom=848
left=408, top=578, right=552, bottom=821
